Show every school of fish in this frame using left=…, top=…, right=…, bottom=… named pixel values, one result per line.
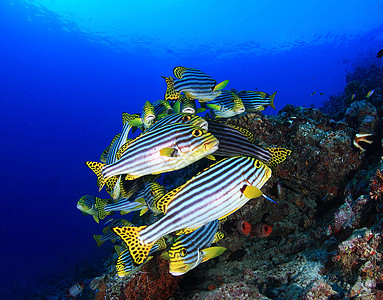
left=77, top=66, right=291, bottom=279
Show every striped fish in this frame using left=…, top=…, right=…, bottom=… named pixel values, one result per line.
left=115, top=237, right=167, bottom=277
left=162, top=220, right=226, bottom=276
left=99, top=113, right=136, bottom=198
left=153, top=100, right=173, bottom=116
left=238, top=91, right=276, bottom=112
left=206, top=90, right=245, bottom=118
left=77, top=195, right=114, bottom=223
left=93, top=219, right=132, bottom=247
left=95, top=197, right=146, bottom=220
left=86, top=123, right=218, bottom=190
left=113, top=156, right=272, bottom=264
left=162, top=67, right=229, bottom=102
left=144, top=113, right=208, bottom=133
left=207, top=120, right=291, bottom=169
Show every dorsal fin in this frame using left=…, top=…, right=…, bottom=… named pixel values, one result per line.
left=100, top=145, right=110, bottom=163
left=154, top=183, right=186, bottom=214
left=212, top=231, right=224, bottom=243
left=255, top=91, right=267, bottom=98
left=122, top=113, right=140, bottom=125
left=115, top=139, right=134, bottom=160
left=265, top=147, right=292, bottom=171
left=173, top=66, right=188, bottom=79
left=162, top=76, right=180, bottom=100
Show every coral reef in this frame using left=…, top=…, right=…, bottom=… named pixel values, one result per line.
left=56, top=63, right=383, bottom=300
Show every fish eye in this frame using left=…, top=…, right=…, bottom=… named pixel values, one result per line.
left=254, top=160, right=262, bottom=168
left=180, top=248, right=188, bottom=257
left=182, top=115, right=191, bottom=122
left=192, top=129, right=203, bottom=137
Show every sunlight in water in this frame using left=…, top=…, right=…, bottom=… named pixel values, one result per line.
left=22, top=0, right=383, bottom=55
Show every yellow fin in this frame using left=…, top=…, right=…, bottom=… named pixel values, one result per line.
left=242, top=185, right=263, bottom=199
left=269, top=91, right=277, bottom=109
left=154, top=184, right=185, bottom=214
left=206, top=104, right=221, bottom=111
left=173, top=66, right=188, bottom=79
left=92, top=215, right=99, bottom=224
left=114, top=245, right=123, bottom=256
left=93, top=235, right=104, bottom=247
left=155, top=237, right=167, bottom=251
left=173, top=101, right=181, bottom=114
left=213, top=79, right=229, bottom=91
left=266, top=147, right=292, bottom=171
left=128, top=118, right=143, bottom=127
left=255, top=91, right=267, bottom=98
left=196, top=107, right=206, bottom=113
left=139, top=208, right=148, bottom=216
left=112, top=226, right=154, bottom=265
left=159, top=147, right=179, bottom=157
left=176, top=227, right=200, bottom=235
left=95, top=197, right=109, bottom=220
left=85, top=161, right=106, bottom=191
left=205, top=155, right=216, bottom=161
left=162, top=76, right=180, bottom=100
left=212, top=231, right=224, bottom=243
left=122, top=113, right=140, bottom=125
left=161, top=251, right=170, bottom=261
left=115, top=139, right=133, bottom=160
left=201, top=246, right=227, bottom=262
left=125, top=174, right=140, bottom=180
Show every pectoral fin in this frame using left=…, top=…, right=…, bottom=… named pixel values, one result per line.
left=213, top=79, right=229, bottom=91
left=205, top=155, right=216, bottom=161
left=242, top=185, right=263, bottom=199
left=160, top=147, right=179, bottom=157
left=206, top=104, right=221, bottom=111
left=129, top=118, right=144, bottom=127
left=201, top=246, right=227, bottom=262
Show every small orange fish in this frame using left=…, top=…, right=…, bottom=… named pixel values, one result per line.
left=251, top=223, right=272, bottom=237
left=68, top=282, right=84, bottom=299
left=237, top=220, right=252, bottom=236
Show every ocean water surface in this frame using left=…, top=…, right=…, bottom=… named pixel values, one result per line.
left=1, top=0, right=383, bottom=298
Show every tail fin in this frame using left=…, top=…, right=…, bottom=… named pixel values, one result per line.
left=266, top=148, right=292, bottom=171
left=112, top=226, right=155, bottom=265
left=162, top=76, right=180, bottom=100
left=269, top=91, right=277, bottom=109
left=93, top=234, right=104, bottom=247
left=85, top=161, right=106, bottom=191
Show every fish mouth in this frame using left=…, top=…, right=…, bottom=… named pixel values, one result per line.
left=199, top=121, right=208, bottom=131
left=145, top=114, right=156, bottom=122
left=236, top=107, right=246, bottom=114
left=183, top=108, right=196, bottom=114
left=203, top=139, right=219, bottom=151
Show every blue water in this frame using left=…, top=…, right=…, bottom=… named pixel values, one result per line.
left=1, top=0, right=382, bottom=298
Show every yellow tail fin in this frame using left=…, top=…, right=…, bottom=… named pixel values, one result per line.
left=85, top=161, right=106, bottom=191
left=112, top=226, right=154, bottom=265
left=269, top=91, right=277, bottom=109
left=95, top=197, right=108, bottom=220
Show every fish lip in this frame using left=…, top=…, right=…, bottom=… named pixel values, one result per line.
left=204, top=139, right=219, bottom=151
left=236, top=107, right=246, bottom=114
left=199, top=121, right=208, bottom=131
left=183, top=108, right=196, bottom=114
left=146, top=115, right=156, bottom=121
